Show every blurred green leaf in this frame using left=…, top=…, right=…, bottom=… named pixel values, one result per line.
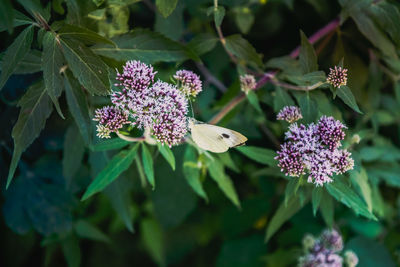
left=340, top=0, right=397, bottom=58
left=63, top=124, right=85, bottom=189
left=92, top=29, right=198, bottom=63
left=0, top=10, right=33, bottom=32
left=326, top=177, right=376, bottom=220
left=155, top=1, right=184, bottom=41
left=236, top=146, right=276, bottom=166
left=0, top=25, right=34, bottom=91
left=60, top=37, right=110, bottom=96
left=213, top=6, right=225, bottom=28
left=336, top=85, right=362, bottom=113
left=350, top=168, right=372, bottom=212
left=367, top=164, right=400, bottom=188
left=42, top=32, right=65, bottom=119
left=156, top=0, right=178, bottom=18
left=158, top=144, right=176, bottom=171
left=216, top=235, right=266, bottom=267
left=235, top=7, right=254, bottom=34
left=207, top=157, right=240, bottom=208
left=265, top=56, right=301, bottom=76
left=370, top=1, right=400, bottom=46
left=142, top=144, right=155, bottom=188
left=187, top=33, right=218, bottom=56
left=312, top=187, right=323, bottom=216
left=183, top=145, right=207, bottom=201
left=64, top=70, right=92, bottom=145
left=141, top=218, right=165, bottom=265
left=81, top=144, right=139, bottom=200
left=346, top=236, right=396, bottom=267
left=74, top=220, right=110, bottom=243
left=246, top=91, right=262, bottom=113
left=299, top=30, right=318, bottom=74
left=297, top=92, right=318, bottom=123
left=284, top=178, right=301, bottom=206
left=273, top=86, right=295, bottom=112
left=7, top=82, right=53, bottom=188
left=320, top=190, right=334, bottom=227
left=265, top=193, right=309, bottom=242
left=225, top=34, right=263, bottom=68
left=61, top=235, right=81, bottom=267
left=0, top=0, right=14, bottom=33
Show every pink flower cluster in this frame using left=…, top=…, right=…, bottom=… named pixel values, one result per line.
left=93, top=106, right=130, bottom=138
left=327, top=66, right=348, bottom=88
left=275, top=114, right=354, bottom=186
left=174, top=70, right=202, bottom=97
left=94, top=61, right=202, bottom=146
left=299, top=229, right=358, bottom=267
left=277, top=105, right=303, bottom=123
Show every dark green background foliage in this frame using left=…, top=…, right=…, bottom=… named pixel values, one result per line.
left=0, top=0, right=399, bottom=266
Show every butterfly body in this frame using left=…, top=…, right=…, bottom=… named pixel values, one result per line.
left=188, top=118, right=248, bottom=153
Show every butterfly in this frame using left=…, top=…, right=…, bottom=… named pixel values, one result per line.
left=188, top=118, right=248, bottom=153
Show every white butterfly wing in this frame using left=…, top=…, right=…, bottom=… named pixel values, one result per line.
left=190, top=122, right=247, bottom=153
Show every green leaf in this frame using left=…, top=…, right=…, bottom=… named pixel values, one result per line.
left=61, top=235, right=81, bottom=267
left=156, top=0, right=178, bottom=18
left=92, top=29, right=198, bottom=64
left=64, top=70, right=92, bottom=145
left=155, top=1, right=184, bottom=41
left=104, top=176, right=135, bottom=233
left=183, top=145, right=208, bottom=201
left=187, top=33, right=218, bottom=56
left=346, top=236, right=397, bottom=267
left=370, top=2, right=400, bottom=46
left=320, top=191, right=334, bottom=228
left=326, top=177, right=376, bottom=220
left=214, top=6, right=225, bottom=27
left=312, top=187, right=323, bottom=216
left=60, top=37, right=110, bottom=96
left=337, top=85, right=362, bottom=113
left=74, top=220, right=110, bottom=243
left=13, top=50, right=42, bottom=74
left=225, top=34, right=263, bottom=68
left=218, top=152, right=239, bottom=173
left=265, top=193, right=309, bottom=242
left=157, top=144, right=175, bottom=171
left=350, top=168, right=372, bottom=212
left=42, top=32, right=65, bottom=119
left=298, top=92, right=318, bottom=123
left=235, top=7, right=254, bottom=34
left=141, top=144, right=155, bottom=188
left=273, top=86, right=295, bottom=112
left=265, top=56, right=301, bottom=76
left=207, top=157, right=240, bottom=208
left=236, top=146, right=276, bottom=166
left=7, top=82, right=53, bottom=188
left=284, top=178, right=302, bottom=206
left=341, top=1, right=397, bottom=58
left=246, top=91, right=262, bottom=113
left=62, top=124, right=85, bottom=189
left=58, top=23, right=115, bottom=46
left=0, top=0, right=14, bottom=33
left=81, top=144, right=139, bottom=200
left=140, top=218, right=165, bottom=265
left=299, top=30, right=318, bottom=73
left=17, top=0, right=50, bottom=21
left=286, top=71, right=326, bottom=86
left=90, top=138, right=129, bottom=151
left=0, top=25, right=34, bottom=91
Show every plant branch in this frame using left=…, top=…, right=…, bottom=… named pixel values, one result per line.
left=117, top=132, right=145, bottom=142
left=195, top=62, right=227, bottom=92
left=290, top=17, right=340, bottom=58
left=270, top=80, right=325, bottom=91
left=209, top=17, right=341, bottom=125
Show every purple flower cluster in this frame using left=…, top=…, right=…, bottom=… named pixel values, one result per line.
left=93, top=106, right=130, bottom=138
left=277, top=105, right=303, bottom=123
left=115, top=60, right=156, bottom=91
left=275, top=114, right=354, bottom=186
left=327, top=66, right=348, bottom=88
left=94, top=61, right=195, bottom=146
left=298, top=229, right=358, bottom=267
left=240, top=74, right=256, bottom=94
left=174, top=70, right=202, bottom=97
